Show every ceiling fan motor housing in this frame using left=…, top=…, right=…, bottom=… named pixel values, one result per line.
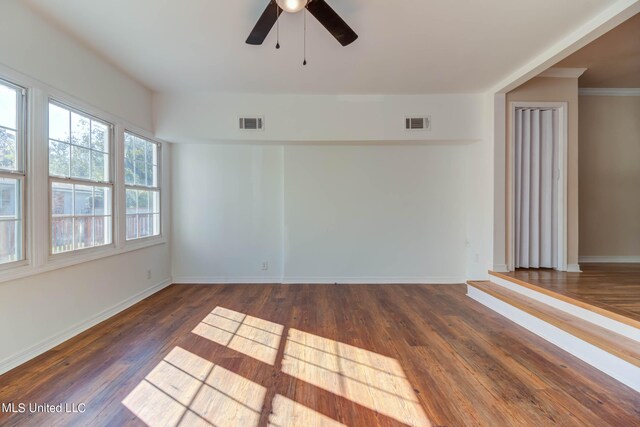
left=276, top=0, right=309, bottom=14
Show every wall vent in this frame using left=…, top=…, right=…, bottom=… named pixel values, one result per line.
left=404, top=116, right=431, bottom=131
left=239, top=116, right=264, bottom=131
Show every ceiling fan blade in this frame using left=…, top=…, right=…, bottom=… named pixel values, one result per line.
left=306, top=0, right=358, bottom=46
left=246, top=1, right=282, bottom=45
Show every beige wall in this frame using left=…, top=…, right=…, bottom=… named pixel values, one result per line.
left=579, top=95, right=640, bottom=258
left=506, top=77, right=580, bottom=268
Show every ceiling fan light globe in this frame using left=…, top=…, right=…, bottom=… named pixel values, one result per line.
left=276, top=0, right=308, bottom=13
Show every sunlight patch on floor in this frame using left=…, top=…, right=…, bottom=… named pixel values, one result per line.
left=282, top=329, right=431, bottom=427
left=192, top=306, right=284, bottom=365
left=124, top=307, right=431, bottom=427
left=268, top=394, right=347, bottom=427
left=122, top=346, right=266, bottom=427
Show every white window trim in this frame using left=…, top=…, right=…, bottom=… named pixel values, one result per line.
left=123, top=130, right=163, bottom=243
left=0, top=63, right=168, bottom=286
left=0, top=77, right=28, bottom=268
left=47, top=99, right=116, bottom=257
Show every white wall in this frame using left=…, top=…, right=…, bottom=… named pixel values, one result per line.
left=0, top=245, right=171, bottom=372
left=153, top=93, right=484, bottom=143
left=579, top=94, right=640, bottom=259
left=464, top=92, right=496, bottom=280
left=171, top=144, right=283, bottom=282
left=172, top=142, right=478, bottom=284
left=283, top=145, right=469, bottom=283
left=0, top=1, right=170, bottom=374
left=0, top=0, right=152, bottom=131
left=163, top=91, right=489, bottom=283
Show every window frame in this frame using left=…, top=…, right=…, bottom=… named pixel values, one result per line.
left=47, top=98, right=116, bottom=256
left=123, top=130, right=162, bottom=242
left=0, top=64, right=167, bottom=285
left=0, top=77, right=27, bottom=270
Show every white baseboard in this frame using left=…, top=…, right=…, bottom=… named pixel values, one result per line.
left=566, top=264, right=582, bottom=272
left=281, top=276, right=464, bottom=284
left=172, top=276, right=283, bottom=284
left=579, top=256, right=640, bottom=263
left=173, top=276, right=465, bottom=285
left=467, top=285, right=640, bottom=392
left=0, top=278, right=172, bottom=376
left=492, top=264, right=509, bottom=273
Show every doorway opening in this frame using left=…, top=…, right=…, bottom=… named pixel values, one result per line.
left=509, top=102, right=568, bottom=271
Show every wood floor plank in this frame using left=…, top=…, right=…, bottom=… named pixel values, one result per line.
left=468, top=280, right=640, bottom=367
left=0, top=284, right=639, bottom=426
left=496, top=263, right=640, bottom=326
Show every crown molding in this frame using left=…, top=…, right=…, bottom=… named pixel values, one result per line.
left=579, top=88, right=640, bottom=96
left=539, top=67, right=588, bottom=78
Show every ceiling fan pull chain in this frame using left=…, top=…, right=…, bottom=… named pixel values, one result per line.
left=303, top=8, right=307, bottom=65
left=276, top=3, right=281, bottom=49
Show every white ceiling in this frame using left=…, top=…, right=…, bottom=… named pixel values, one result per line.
left=25, top=0, right=619, bottom=94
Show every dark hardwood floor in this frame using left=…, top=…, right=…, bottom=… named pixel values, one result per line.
left=501, top=263, right=640, bottom=324
left=0, top=284, right=639, bottom=426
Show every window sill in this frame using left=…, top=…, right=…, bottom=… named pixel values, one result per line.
left=0, top=237, right=167, bottom=285
left=0, top=259, right=29, bottom=273
left=124, top=235, right=165, bottom=250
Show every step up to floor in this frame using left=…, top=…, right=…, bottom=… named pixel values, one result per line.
left=489, top=271, right=640, bottom=337
left=467, top=278, right=640, bottom=393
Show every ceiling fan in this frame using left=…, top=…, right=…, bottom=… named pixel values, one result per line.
left=246, top=0, right=358, bottom=47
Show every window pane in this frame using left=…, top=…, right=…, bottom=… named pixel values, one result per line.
left=49, top=140, right=70, bottom=178
left=49, top=103, right=114, bottom=254
left=0, top=83, right=23, bottom=265
left=74, top=185, right=93, bottom=216
left=153, top=214, right=160, bottom=235
left=145, top=140, right=153, bottom=164
left=51, top=182, right=73, bottom=216
left=134, top=138, right=146, bottom=186
left=91, top=151, right=108, bottom=182
left=49, top=103, right=70, bottom=143
left=126, top=215, right=138, bottom=240
left=0, top=178, right=20, bottom=219
left=124, top=134, right=135, bottom=185
left=0, top=84, right=17, bottom=130
left=0, top=219, right=20, bottom=263
left=126, top=189, right=137, bottom=214
left=51, top=182, right=113, bottom=253
left=70, top=146, right=91, bottom=180
left=151, top=191, right=160, bottom=214
left=51, top=217, right=73, bottom=254
left=94, top=216, right=112, bottom=246
left=0, top=178, right=22, bottom=260
left=146, top=163, right=154, bottom=187
left=0, top=128, right=17, bottom=171
left=71, top=112, right=90, bottom=147
left=138, top=190, right=149, bottom=213
left=93, top=187, right=112, bottom=216
left=138, top=214, right=152, bottom=238
left=74, top=216, right=93, bottom=249
left=91, top=122, right=108, bottom=152
left=124, top=133, right=160, bottom=240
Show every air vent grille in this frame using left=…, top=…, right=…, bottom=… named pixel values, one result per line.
left=239, top=116, right=264, bottom=131
left=404, top=116, right=431, bottom=131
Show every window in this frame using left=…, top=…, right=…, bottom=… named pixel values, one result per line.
left=124, top=132, right=160, bottom=240
left=0, top=79, right=25, bottom=265
left=49, top=102, right=113, bottom=254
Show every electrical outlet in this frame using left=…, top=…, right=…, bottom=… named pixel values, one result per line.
left=261, top=261, right=269, bottom=271
left=147, top=269, right=152, bottom=280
